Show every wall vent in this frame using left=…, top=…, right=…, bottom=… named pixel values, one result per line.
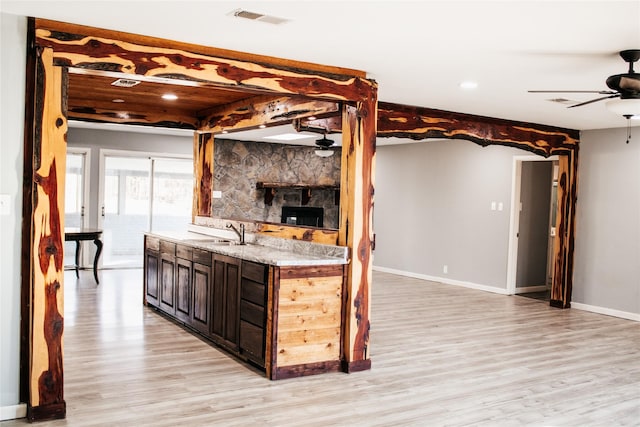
left=228, top=9, right=289, bottom=25
left=111, top=78, right=141, bottom=88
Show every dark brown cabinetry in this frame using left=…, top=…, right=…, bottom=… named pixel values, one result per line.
left=159, top=241, right=177, bottom=314
left=239, top=260, right=268, bottom=365
left=212, top=254, right=241, bottom=351
left=144, top=236, right=160, bottom=308
left=175, top=244, right=193, bottom=324
left=143, top=236, right=268, bottom=369
left=191, top=249, right=212, bottom=334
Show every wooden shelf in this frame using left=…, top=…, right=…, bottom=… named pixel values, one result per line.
left=256, top=182, right=340, bottom=206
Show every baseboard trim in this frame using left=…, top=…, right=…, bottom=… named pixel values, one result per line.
left=515, top=285, right=548, bottom=294
left=570, top=302, right=640, bottom=322
left=373, top=266, right=509, bottom=295
left=0, top=403, right=27, bottom=421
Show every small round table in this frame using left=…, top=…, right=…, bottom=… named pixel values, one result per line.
left=64, top=228, right=103, bottom=284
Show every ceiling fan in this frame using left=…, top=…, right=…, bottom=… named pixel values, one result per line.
left=314, top=135, right=336, bottom=157
left=529, top=49, right=640, bottom=113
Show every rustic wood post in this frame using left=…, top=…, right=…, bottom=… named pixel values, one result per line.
left=193, top=132, right=214, bottom=220
left=551, top=149, right=579, bottom=308
left=339, top=95, right=378, bottom=371
left=22, top=42, right=68, bottom=421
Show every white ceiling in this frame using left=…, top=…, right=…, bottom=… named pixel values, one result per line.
left=3, top=0, right=640, bottom=134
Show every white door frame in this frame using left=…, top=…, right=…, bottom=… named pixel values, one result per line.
left=506, top=155, right=558, bottom=295
left=66, top=147, right=91, bottom=266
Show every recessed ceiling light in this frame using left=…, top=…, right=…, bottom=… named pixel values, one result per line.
left=459, top=81, right=478, bottom=90
left=162, top=94, right=178, bottom=101
left=112, top=99, right=125, bottom=103
left=264, top=133, right=312, bottom=141
left=259, top=124, right=266, bottom=129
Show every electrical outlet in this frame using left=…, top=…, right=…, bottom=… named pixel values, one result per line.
left=0, top=194, right=10, bottom=216
left=443, top=265, right=448, bottom=274
left=212, top=191, right=222, bottom=199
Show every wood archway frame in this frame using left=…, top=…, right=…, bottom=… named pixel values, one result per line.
left=303, top=101, right=580, bottom=309
left=21, top=18, right=578, bottom=422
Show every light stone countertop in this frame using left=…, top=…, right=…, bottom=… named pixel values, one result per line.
left=146, top=230, right=349, bottom=267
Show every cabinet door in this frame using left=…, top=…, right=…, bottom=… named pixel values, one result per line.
left=144, top=250, right=160, bottom=307
left=159, top=253, right=176, bottom=314
left=191, top=262, right=211, bottom=334
left=211, top=254, right=241, bottom=350
left=175, top=258, right=192, bottom=323
left=239, top=261, right=268, bottom=366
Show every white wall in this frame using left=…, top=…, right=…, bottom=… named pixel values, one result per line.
left=0, top=12, right=26, bottom=413
left=572, top=127, right=640, bottom=316
left=373, top=139, right=527, bottom=290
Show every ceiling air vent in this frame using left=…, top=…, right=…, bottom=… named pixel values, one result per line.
left=111, top=78, right=141, bottom=88
left=228, top=9, right=289, bottom=25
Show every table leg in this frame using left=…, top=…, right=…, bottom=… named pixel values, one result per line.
left=93, top=238, right=103, bottom=284
left=74, top=240, right=80, bottom=278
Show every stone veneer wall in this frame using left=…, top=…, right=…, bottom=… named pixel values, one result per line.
left=213, top=139, right=341, bottom=229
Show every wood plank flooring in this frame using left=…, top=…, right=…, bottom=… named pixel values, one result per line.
left=3, top=269, right=638, bottom=426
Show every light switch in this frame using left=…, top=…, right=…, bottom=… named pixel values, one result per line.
left=491, top=201, right=496, bottom=211
left=0, top=194, right=10, bottom=216
left=498, top=202, right=503, bottom=211
left=212, top=191, right=222, bottom=199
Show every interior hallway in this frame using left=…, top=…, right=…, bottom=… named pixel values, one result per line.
left=2, top=269, right=638, bottom=426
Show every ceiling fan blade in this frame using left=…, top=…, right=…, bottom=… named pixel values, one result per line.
left=619, top=76, right=640, bottom=91
left=567, top=94, right=620, bottom=108
left=528, top=90, right=618, bottom=94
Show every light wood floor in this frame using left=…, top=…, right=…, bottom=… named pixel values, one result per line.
left=3, top=269, right=639, bottom=426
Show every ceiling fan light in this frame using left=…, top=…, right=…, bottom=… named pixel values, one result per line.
left=314, top=149, right=334, bottom=157
left=605, top=98, right=640, bottom=117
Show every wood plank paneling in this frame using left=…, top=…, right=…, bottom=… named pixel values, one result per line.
left=276, top=274, right=343, bottom=367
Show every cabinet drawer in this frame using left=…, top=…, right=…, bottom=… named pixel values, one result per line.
left=146, top=236, right=160, bottom=251
left=193, top=248, right=212, bottom=266
left=160, top=240, right=176, bottom=255
left=240, top=300, right=264, bottom=326
left=176, top=244, right=192, bottom=260
left=241, top=279, right=265, bottom=306
left=242, top=260, right=266, bottom=283
left=240, top=320, right=264, bottom=360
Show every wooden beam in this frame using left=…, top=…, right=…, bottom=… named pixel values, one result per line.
left=550, top=150, right=579, bottom=308
left=199, top=96, right=341, bottom=133
left=35, top=19, right=367, bottom=80
left=34, top=25, right=375, bottom=103
left=256, top=223, right=339, bottom=245
left=377, top=102, right=580, bottom=157
left=192, top=133, right=214, bottom=220
left=24, top=45, right=67, bottom=421
left=339, top=95, right=378, bottom=371
left=68, top=107, right=198, bottom=129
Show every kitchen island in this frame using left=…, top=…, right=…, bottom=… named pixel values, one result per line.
left=144, top=226, right=349, bottom=379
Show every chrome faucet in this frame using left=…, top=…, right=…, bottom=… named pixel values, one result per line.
left=226, top=223, right=246, bottom=245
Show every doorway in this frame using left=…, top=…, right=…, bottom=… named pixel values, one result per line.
left=98, top=150, right=193, bottom=268
left=507, top=156, right=558, bottom=299
left=64, top=148, right=90, bottom=268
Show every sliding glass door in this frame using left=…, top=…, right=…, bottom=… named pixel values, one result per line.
left=100, top=152, right=192, bottom=268
left=64, top=149, right=90, bottom=267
